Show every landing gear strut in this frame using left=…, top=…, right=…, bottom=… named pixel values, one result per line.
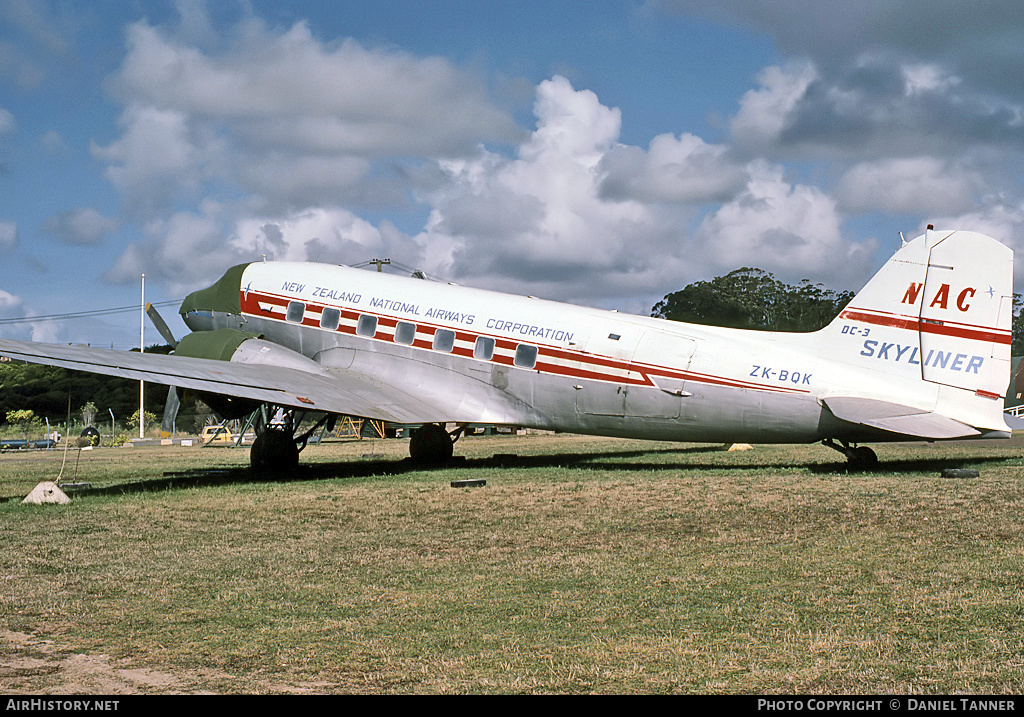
left=823, top=438, right=878, bottom=471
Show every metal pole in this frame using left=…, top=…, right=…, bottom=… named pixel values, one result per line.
left=139, top=274, right=145, bottom=440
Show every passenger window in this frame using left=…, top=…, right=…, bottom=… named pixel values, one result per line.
left=357, top=314, right=377, bottom=337
left=474, top=336, right=495, bottom=360
left=286, top=301, right=305, bottom=323
left=514, top=344, right=538, bottom=369
left=395, top=321, right=416, bottom=345
left=320, top=307, right=340, bottom=331
left=432, top=329, right=455, bottom=353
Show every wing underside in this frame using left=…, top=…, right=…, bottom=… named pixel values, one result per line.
left=0, top=338, right=449, bottom=425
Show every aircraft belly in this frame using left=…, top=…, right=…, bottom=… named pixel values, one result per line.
left=677, top=384, right=823, bottom=443
left=560, top=382, right=824, bottom=443
left=627, top=383, right=683, bottom=419
left=573, top=383, right=683, bottom=419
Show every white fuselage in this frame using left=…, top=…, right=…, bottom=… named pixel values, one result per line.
left=181, top=260, right=914, bottom=445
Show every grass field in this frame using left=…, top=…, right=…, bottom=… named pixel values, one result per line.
left=2, top=432, right=1023, bottom=694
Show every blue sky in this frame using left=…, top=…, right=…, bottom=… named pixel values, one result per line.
left=3, top=0, right=1024, bottom=349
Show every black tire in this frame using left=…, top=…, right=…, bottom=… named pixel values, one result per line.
left=941, top=468, right=979, bottom=479
left=409, top=423, right=454, bottom=465
left=250, top=428, right=299, bottom=476
left=850, top=445, right=878, bottom=471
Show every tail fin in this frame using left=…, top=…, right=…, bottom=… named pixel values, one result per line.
left=821, top=228, right=1012, bottom=432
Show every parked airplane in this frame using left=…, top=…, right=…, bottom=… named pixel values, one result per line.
left=0, top=227, right=1013, bottom=471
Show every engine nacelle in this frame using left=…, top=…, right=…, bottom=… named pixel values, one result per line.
left=173, top=328, right=325, bottom=419
left=174, top=327, right=261, bottom=362
left=175, top=328, right=322, bottom=370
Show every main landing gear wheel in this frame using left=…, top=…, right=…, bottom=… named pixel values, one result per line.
left=409, top=423, right=454, bottom=465
left=823, top=439, right=878, bottom=471
left=250, top=427, right=300, bottom=475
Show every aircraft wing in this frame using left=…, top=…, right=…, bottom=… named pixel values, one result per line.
left=0, top=338, right=450, bottom=424
left=822, top=396, right=982, bottom=439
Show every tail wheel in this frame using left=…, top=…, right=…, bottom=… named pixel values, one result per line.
left=822, top=438, right=879, bottom=471
left=851, top=445, right=878, bottom=470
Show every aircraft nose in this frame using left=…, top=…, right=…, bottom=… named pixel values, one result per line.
left=181, top=308, right=214, bottom=332
left=179, top=263, right=252, bottom=331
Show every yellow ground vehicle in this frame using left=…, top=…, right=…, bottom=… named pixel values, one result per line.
left=200, top=425, right=254, bottom=446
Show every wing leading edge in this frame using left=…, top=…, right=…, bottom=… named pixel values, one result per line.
left=0, top=338, right=449, bottom=425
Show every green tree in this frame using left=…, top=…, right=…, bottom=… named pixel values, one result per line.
left=127, top=409, right=157, bottom=436
left=1012, top=294, right=1024, bottom=358
left=81, top=401, right=97, bottom=427
left=5, top=409, right=38, bottom=442
left=652, top=268, right=854, bottom=332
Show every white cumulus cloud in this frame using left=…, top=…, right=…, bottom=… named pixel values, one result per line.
left=0, top=289, right=57, bottom=342
left=599, top=132, right=746, bottom=204
left=96, top=18, right=521, bottom=217
left=43, top=208, right=119, bottom=245
left=695, top=162, right=877, bottom=288
left=729, top=62, right=816, bottom=156
left=0, top=221, right=17, bottom=252
left=836, top=157, right=985, bottom=215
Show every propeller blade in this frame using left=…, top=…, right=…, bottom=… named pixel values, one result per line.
left=145, top=302, right=178, bottom=349
left=160, top=386, right=181, bottom=438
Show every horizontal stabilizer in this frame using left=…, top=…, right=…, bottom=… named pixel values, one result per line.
left=1004, top=413, right=1024, bottom=432
left=823, top=396, right=981, bottom=439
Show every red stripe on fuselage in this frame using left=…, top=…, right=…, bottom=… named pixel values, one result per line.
left=240, top=289, right=810, bottom=396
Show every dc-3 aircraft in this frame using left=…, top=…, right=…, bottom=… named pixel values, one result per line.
left=0, top=227, right=1014, bottom=472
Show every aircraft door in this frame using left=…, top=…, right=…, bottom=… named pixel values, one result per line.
left=572, top=321, right=641, bottom=417
left=627, top=330, right=697, bottom=419
left=573, top=327, right=696, bottom=419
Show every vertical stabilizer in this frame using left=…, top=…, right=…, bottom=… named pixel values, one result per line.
left=820, top=229, right=1012, bottom=431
